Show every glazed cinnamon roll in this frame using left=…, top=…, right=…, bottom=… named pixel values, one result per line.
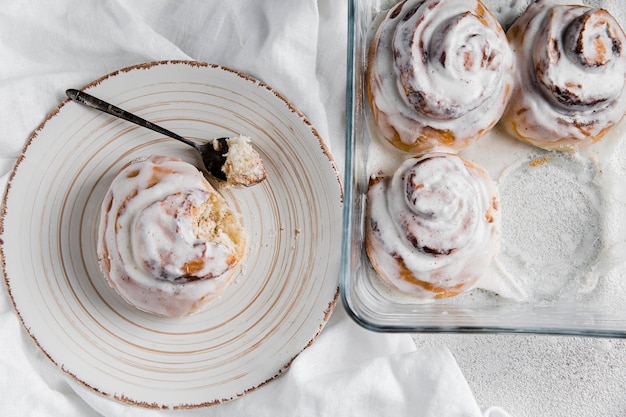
left=365, top=153, right=500, bottom=298
left=367, top=0, right=514, bottom=153
left=502, top=0, right=626, bottom=150
left=97, top=155, right=246, bottom=317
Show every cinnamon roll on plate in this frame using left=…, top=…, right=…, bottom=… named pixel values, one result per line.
left=502, top=0, right=626, bottom=150
left=97, top=155, right=246, bottom=317
left=367, top=0, right=514, bottom=153
left=365, top=153, right=500, bottom=298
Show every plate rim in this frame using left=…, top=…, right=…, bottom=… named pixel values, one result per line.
left=0, top=59, right=343, bottom=409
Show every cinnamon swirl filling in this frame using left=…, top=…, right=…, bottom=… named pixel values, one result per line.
left=97, top=155, right=246, bottom=317
left=367, top=0, right=513, bottom=153
left=365, top=153, right=500, bottom=298
left=502, top=0, right=626, bottom=150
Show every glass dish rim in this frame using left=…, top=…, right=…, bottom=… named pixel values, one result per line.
left=339, top=0, right=626, bottom=338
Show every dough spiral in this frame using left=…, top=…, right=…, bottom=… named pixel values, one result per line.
left=502, top=0, right=626, bottom=150
left=97, top=155, right=246, bottom=317
left=367, top=0, right=514, bottom=153
left=365, top=153, right=500, bottom=298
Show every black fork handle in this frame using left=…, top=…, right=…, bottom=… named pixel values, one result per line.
left=65, top=89, right=199, bottom=150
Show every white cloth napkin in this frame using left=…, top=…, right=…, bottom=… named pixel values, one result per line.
left=0, top=1, right=509, bottom=416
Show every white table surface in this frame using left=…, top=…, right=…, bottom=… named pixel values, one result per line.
left=414, top=333, right=626, bottom=416
left=1, top=0, right=625, bottom=416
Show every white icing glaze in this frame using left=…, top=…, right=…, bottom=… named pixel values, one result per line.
left=367, top=0, right=514, bottom=152
left=132, top=191, right=232, bottom=281
left=502, top=0, right=626, bottom=150
left=365, top=153, right=500, bottom=298
left=97, top=155, right=244, bottom=317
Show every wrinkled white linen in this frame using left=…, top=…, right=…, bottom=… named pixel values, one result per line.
left=0, top=1, right=507, bottom=416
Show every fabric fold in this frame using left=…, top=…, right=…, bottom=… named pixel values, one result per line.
left=69, top=309, right=487, bottom=417
left=0, top=1, right=508, bottom=416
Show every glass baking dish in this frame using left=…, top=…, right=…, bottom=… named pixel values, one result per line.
left=340, top=0, right=626, bottom=336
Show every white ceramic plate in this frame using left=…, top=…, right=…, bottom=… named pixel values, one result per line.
left=1, top=61, right=342, bottom=408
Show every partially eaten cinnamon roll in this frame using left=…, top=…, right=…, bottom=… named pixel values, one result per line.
left=97, top=155, right=246, bottom=317
left=502, top=0, right=626, bottom=150
left=365, top=153, right=500, bottom=298
left=366, top=0, right=514, bottom=153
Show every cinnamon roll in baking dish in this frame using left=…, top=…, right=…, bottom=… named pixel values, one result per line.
left=367, top=0, right=514, bottom=153
left=97, top=155, right=246, bottom=317
left=365, top=153, right=500, bottom=298
left=502, top=0, right=626, bottom=150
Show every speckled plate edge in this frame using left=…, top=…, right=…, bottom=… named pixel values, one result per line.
left=0, top=60, right=343, bottom=408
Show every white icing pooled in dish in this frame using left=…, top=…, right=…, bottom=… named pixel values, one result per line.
left=493, top=152, right=604, bottom=300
